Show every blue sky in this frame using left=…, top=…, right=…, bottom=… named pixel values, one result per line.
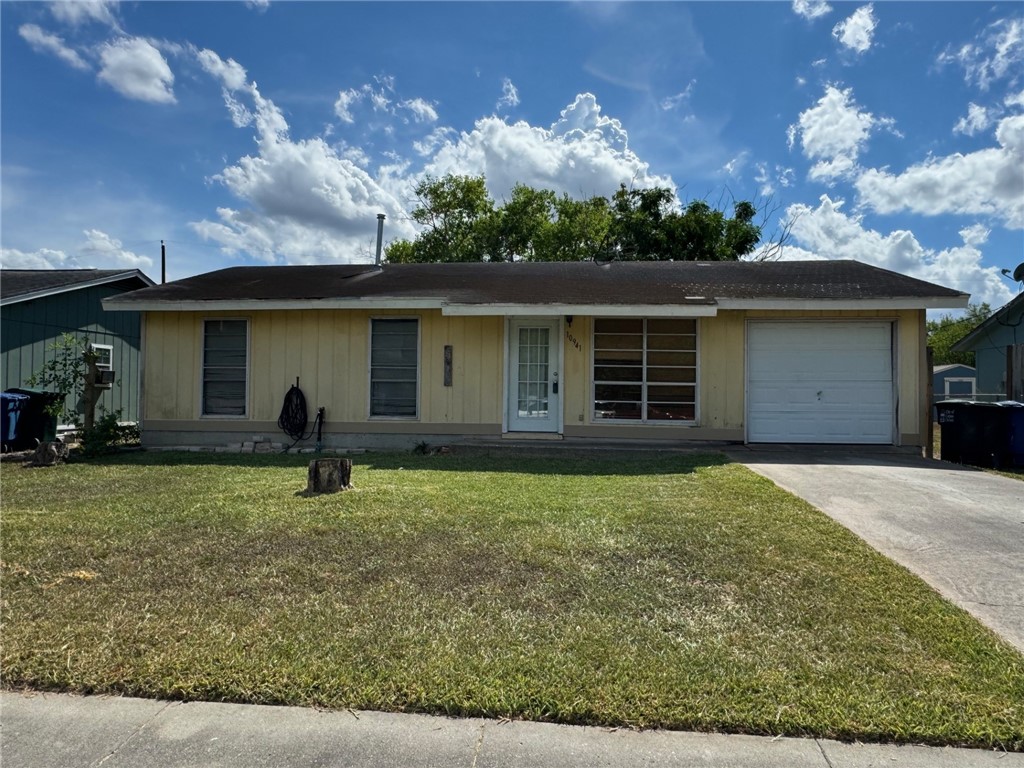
left=2, top=1, right=1022, bottom=309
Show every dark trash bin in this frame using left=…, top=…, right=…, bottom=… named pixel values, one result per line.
left=5, top=387, right=62, bottom=450
left=997, top=401, right=1024, bottom=468
left=936, top=400, right=1011, bottom=469
left=1, top=392, right=31, bottom=451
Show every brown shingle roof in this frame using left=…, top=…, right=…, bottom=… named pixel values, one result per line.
left=104, top=260, right=966, bottom=308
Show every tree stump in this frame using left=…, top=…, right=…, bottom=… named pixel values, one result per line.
left=306, top=458, right=352, bottom=494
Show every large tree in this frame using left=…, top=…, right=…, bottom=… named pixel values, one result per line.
left=927, top=303, right=991, bottom=366
left=385, top=175, right=764, bottom=263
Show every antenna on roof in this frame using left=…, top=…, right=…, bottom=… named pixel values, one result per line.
left=375, top=214, right=386, bottom=267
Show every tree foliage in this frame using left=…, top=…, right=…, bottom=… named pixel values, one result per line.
left=385, top=175, right=764, bottom=264
left=927, top=303, right=991, bottom=367
left=26, top=333, right=91, bottom=424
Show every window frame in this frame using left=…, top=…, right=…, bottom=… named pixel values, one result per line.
left=368, top=316, right=421, bottom=420
left=590, top=317, right=699, bottom=425
left=90, top=343, right=114, bottom=371
left=201, top=318, right=250, bottom=419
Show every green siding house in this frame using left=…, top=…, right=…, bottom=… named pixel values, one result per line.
left=952, top=293, right=1024, bottom=400
left=1, top=269, right=154, bottom=426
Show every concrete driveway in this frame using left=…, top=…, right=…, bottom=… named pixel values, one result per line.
left=725, top=446, right=1024, bottom=653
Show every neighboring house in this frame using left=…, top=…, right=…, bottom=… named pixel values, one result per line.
left=1, top=269, right=155, bottom=425
left=104, top=260, right=966, bottom=449
left=933, top=363, right=976, bottom=403
left=951, top=292, right=1024, bottom=401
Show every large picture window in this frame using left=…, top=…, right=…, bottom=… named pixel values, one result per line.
left=593, top=318, right=697, bottom=423
left=370, top=318, right=419, bottom=418
left=203, top=319, right=248, bottom=416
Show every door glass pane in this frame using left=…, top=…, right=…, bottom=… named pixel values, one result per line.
left=517, top=327, right=549, bottom=418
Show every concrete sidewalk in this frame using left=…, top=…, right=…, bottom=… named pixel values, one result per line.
left=2, top=692, right=1020, bottom=768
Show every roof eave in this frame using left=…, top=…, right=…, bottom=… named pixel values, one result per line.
left=1, top=270, right=156, bottom=307
left=717, top=296, right=969, bottom=311
left=951, top=292, right=1024, bottom=352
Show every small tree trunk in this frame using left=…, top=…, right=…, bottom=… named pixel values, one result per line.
left=307, top=458, right=352, bottom=494
left=82, top=359, right=102, bottom=431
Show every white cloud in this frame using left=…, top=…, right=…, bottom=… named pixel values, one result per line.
left=49, top=0, right=118, bottom=28
left=194, top=47, right=247, bottom=91
left=0, top=230, right=151, bottom=271
left=856, top=112, right=1024, bottom=228
left=97, top=37, right=175, bottom=104
left=245, top=0, right=270, bottom=10
left=18, top=24, right=90, bottom=71
left=0, top=247, right=77, bottom=270
left=191, top=81, right=418, bottom=264
left=721, top=152, right=749, bottom=177
left=497, top=78, right=520, bottom=110
left=412, top=126, right=455, bottom=157
left=939, top=17, right=1024, bottom=91
left=80, top=229, right=153, bottom=268
left=422, top=93, right=672, bottom=201
left=789, top=84, right=892, bottom=182
left=755, top=163, right=795, bottom=197
left=334, top=88, right=362, bottom=123
left=782, top=195, right=1014, bottom=307
left=660, top=80, right=696, bottom=111
left=832, top=4, right=877, bottom=54
left=193, top=79, right=674, bottom=264
left=953, top=103, right=993, bottom=136
left=401, top=98, right=438, bottom=124
left=792, top=0, right=832, bottom=20
left=369, top=90, right=390, bottom=113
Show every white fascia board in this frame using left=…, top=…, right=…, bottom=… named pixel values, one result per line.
left=716, top=296, right=970, bottom=311
left=442, top=303, right=718, bottom=317
left=102, top=298, right=446, bottom=312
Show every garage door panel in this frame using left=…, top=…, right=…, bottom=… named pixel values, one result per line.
left=747, top=322, right=894, bottom=444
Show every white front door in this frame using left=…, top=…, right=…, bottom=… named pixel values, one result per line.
left=508, top=319, right=561, bottom=433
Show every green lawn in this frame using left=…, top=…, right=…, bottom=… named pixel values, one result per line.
left=2, top=449, right=1022, bottom=749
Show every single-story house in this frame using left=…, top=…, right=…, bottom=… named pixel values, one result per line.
left=951, top=292, right=1024, bottom=401
left=932, top=363, right=977, bottom=403
left=2, top=268, right=155, bottom=426
left=104, top=260, right=967, bottom=449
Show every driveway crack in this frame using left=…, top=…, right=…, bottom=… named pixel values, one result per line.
left=815, top=738, right=836, bottom=768
left=93, top=699, right=177, bottom=766
left=470, top=723, right=486, bottom=768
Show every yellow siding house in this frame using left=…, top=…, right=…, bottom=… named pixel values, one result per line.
left=105, top=261, right=967, bottom=450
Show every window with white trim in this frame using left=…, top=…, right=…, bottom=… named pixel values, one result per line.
left=370, top=318, right=419, bottom=418
left=90, top=343, right=113, bottom=371
left=203, top=319, right=248, bottom=416
left=593, top=318, right=697, bottom=422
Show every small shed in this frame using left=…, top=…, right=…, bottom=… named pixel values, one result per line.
left=933, top=363, right=976, bottom=404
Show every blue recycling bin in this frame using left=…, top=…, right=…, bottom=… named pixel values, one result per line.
left=1, top=391, right=30, bottom=451
left=5, top=387, right=61, bottom=450
left=999, top=401, right=1024, bottom=468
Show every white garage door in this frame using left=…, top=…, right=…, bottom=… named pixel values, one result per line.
left=747, top=321, right=894, bottom=444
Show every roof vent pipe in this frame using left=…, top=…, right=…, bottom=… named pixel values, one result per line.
left=375, top=213, right=386, bottom=266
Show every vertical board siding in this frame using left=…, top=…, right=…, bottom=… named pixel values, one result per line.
left=143, top=309, right=506, bottom=425
left=139, top=307, right=926, bottom=440
left=0, top=282, right=145, bottom=422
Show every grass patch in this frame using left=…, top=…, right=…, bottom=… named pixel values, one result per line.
left=2, top=449, right=1021, bottom=749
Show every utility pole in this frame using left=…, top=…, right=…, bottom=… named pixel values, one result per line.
left=161, top=240, right=166, bottom=284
